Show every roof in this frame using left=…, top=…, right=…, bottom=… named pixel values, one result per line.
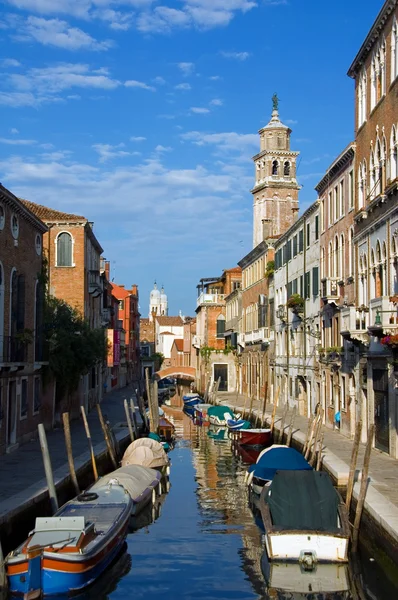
left=159, top=331, right=174, bottom=336
left=0, top=185, right=48, bottom=233
left=347, top=1, right=397, bottom=77
left=20, top=199, right=86, bottom=222
left=156, top=316, right=184, bottom=327
left=172, top=339, right=184, bottom=352
left=315, top=143, right=355, bottom=194
left=111, top=283, right=130, bottom=300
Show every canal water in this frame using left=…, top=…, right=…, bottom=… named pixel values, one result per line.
left=71, top=409, right=396, bottom=600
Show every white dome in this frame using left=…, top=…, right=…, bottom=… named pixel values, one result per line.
left=160, top=286, right=167, bottom=302
left=150, top=282, right=160, bottom=299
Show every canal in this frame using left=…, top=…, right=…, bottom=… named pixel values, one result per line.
left=70, top=409, right=396, bottom=600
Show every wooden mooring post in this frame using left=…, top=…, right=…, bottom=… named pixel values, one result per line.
left=62, top=412, right=80, bottom=495
left=0, top=538, right=7, bottom=595
left=346, top=420, right=362, bottom=512
left=304, top=413, right=319, bottom=461
left=352, top=424, right=375, bottom=553
left=260, top=381, right=268, bottom=428
left=124, top=399, right=135, bottom=443
left=286, top=406, right=297, bottom=447
left=96, top=404, right=118, bottom=470
left=316, top=432, right=324, bottom=472
left=213, top=377, right=221, bottom=405
left=80, top=406, right=98, bottom=481
left=277, top=403, right=289, bottom=444
left=310, top=410, right=324, bottom=467
left=38, top=423, right=59, bottom=514
left=130, top=399, right=139, bottom=439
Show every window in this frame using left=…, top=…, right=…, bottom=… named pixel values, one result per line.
left=33, top=376, right=41, bottom=413
left=287, top=281, right=293, bottom=299
left=293, top=235, right=298, bottom=257
left=292, top=278, right=298, bottom=294
left=349, top=228, right=354, bottom=278
left=119, top=300, right=124, bottom=310
left=306, top=223, right=310, bottom=247
left=11, top=213, right=19, bottom=239
left=392, top=17, right=398, bottom=83
left=340, top=180, right=344, bottom=216
left=17, top=275, right=25, bottom=332
left=258, top=295, right=267, bottom=328
left=328, top=192, right=333, bottom=225
left=357, top=69, right=367, bottom=128
left=304, top=271, right=311, bottom=299
left=299, top=229, right=304, bottom=252
left=348, top=170, right=354, bottom=209
left=56, top=232, right=73, bottom=267
left=272, top=160, right=279, bottom=175
left=315, top=215, right=319, bottom=240
left=391, top=126, right=397, bottom=182
left=216, top=314, right=226, bottom=338
left=371, top=40, right=386, bottom=109
left=321, top=199, right=325, bottom=232
left=20, top=379, right=28, bottom=419
left=284, top=161, right=290, bottom=176
left=35, top=234, right=42, bottom=256
left=232, top=281, right=241, bottom=290
left=334, top=186, right=339, bottom=220
left=0, top=204, right=4, bottom=230
left=312, top=267, right=319, bottom=297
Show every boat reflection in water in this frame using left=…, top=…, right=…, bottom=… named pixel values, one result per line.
left=206, top=425, right=229, bottom=442
left=232, top=441, right=263, bottom=465
left=261, top=552, right=352, bottom=600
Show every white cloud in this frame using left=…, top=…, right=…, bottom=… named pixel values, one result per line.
left=0, top=58, right=21, bottom=67
left=181, top=130, right=258, bottom=157
left=4, top=0, right=93, bottom=18
left=92, top=8, right=134, bottom=31
left=130, top=136, right=146, bottom=142
left=10, top=127, right=19, bottom=134
left=0, top=137, right=36, bottom=145
left=209, top=75, right=221, bottom=81
left=210, top=98, right=223, bottom=106
left=92, top=142, right=131, bottom=162
left=12, top=16, right=113, bottom=51
left=66, top=94, right=81, bottom=99
left=137, top=7, right=190, bottom=33
left=155, top=144, right=172, bottom=152
left=125, top=79, right=156, bottom=91
left=177, top=62, right=195, bottom=76
left=220, top=51, right=251, bottom=60
left=190, top=107, right=210, bottom=114
left=285, top=119, right=298, bottom=125
left=153, top=76, right=166, bottom=85
left=175, top=83, right=191, bottom=91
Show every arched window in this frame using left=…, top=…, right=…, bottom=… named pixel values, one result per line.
left=370, top=150, right=376, bottom=199
left=216, top=314, right=226, bottom=338
left=334, top=236, right=339, bottom=279
left=392, top=236, right=398, bottom=294
left=391, top=126, right=397, bottom=182
left=358, top=69, right=367, bottom=127
left=392, top=17, right=398, bottom=83
left=56, top=232, right=73, bottom=267
left=349, top=227, right=354, bottom=277
left=258, top=294, right=267, bottom=328
left=283, top=161, right=290, bottom=176
left=328, top=241, right=333, bottom=277
left=272, top=160, right=279, bottom=176
left=340, top=234, right=345, bottom=280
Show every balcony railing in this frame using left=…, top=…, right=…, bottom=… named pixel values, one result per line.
left=368, top=296, right=398, bottom=334
left=0, top=336, right=28, bottom=363
left=244, top=327, right=271, bottom=345
left=321, top=278, right=339, bottom=302
left=197, top=293, right=225, bottom=307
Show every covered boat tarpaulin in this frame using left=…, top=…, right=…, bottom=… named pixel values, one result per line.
left=266, top=470, right=340, bottom=532
left=207, top=405, right=234, bottom=420
left=248, top=446, right=312, bottom=481
left=122, top=438, right=169, bottom=469
left=91, top=465, right=160, bottom=502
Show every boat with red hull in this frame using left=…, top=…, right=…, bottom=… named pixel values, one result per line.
left=234, top=428, right=272, bottom=447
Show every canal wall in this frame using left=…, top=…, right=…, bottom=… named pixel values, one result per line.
left=219, top=393, right=398, bottom=568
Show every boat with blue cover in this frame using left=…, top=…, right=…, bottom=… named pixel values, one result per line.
left=182, top=394, right=203, bottom=407
left=246, top=444, right=312, bottom=495
left=226, top=418, right=251, bottom=431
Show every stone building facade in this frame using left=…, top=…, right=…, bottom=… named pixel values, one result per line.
left=347, top=0, right=398, bottom=456
left=0, top=184, right=50, bottom=455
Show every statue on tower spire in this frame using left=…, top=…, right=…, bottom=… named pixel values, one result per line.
left=272, top=93, right=279, bottom=111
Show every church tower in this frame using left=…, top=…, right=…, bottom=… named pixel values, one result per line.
left=252, top=95, right=300, bottom=247
left=149, top=282, right=161, bottom=321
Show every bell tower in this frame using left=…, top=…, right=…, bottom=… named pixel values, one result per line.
left=252, top=95, right=300, bottom=247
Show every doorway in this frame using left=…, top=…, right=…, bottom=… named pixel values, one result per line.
left=214, top=364, right=228, bottom=392
left=373, top=367, right=389, bottom=453
left=7, top=380, right=17, bottom=447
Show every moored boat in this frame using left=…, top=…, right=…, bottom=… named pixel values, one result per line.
left=122, top=438, right=170, bottom=475
left=235, top=427, right=272, bottom=448
left=193, top=403, right=212, bottom=419
left=226, top=418, right=251, bottom=431
left=259, top=470, right=350, bottom=565
left=207, top=405, right=237, bottom=426
left=158, top=416, right=175, bottom=441
left=247, top=445, right=312, bottom=495
left=6, top=483, right=133, bottom=597
left=182, top=394, right=203, bottom=407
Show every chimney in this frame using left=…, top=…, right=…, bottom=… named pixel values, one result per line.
left=105, top=261, right=110, bottom=280
left=119, top=284, right=125, bottom=288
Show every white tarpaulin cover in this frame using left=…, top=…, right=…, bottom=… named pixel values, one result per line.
left=122, top=438, right=169, bottom=469
left=91, top=465, right=161, bottom=502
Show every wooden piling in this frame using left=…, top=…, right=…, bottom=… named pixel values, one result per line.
left=203, top=379, right=211, bottom=402
left=352, top=424, right=375, bottom=552
left=310, top=411, right=323, bottom=467
left=38, top=423, right=59, bottom=514
left=277, top=403, right=289, bottom=444
left=152, top=379, right=160, bottom=433
left=62, top=412, right=80, bottom=495
left=304, top=413, right=319, bottom=461
left=248, top=394, right=255, bottom=420
left=286, top=406, right=297, bottom=447
left=124, top=399, right=135, bottom=443
left=145, top=369, right=155, bottom=432
left=316, top=432, right=324, bottom=472
left=80, top=406, right=98, bottom=481
left=346, top=420, right=362, bottom=512
left=270, top=401, right=278, bottom=435
left=96, top=404, right=118, bottom=469
left=213, top=377, right=221, bottom=405
left=0, top=538, right=7, bottom=594
left=303, top=415, right=314, bottom=456
left=130, top=399, right=139, bottom=439
left=260, top=382, right=268, bottom=428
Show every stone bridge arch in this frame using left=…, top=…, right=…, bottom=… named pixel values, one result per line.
left=154, top=366, right=196, bottom=381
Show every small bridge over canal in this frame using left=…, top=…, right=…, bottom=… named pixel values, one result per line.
left=154, top=366, right=196, bottom=381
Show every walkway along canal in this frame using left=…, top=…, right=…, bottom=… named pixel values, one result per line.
left=11, top=407, right=394, bottom=600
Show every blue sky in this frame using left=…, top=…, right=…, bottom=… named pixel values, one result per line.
left=0, top=0, right=380, bottom=316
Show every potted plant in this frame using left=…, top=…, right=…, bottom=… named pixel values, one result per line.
left=265, top=260, right=275, bottom=279
left=287, top=294, right=305, bottom=314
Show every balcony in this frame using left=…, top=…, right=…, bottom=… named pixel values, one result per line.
left=340, top=306, right=369, bottom=345
left=321, top=278, right=339, bottom=303
left=89, top=269, right=103, bottom=298
left=197, top=292, right=225, bottom=307
left=368, top=296, right=398, bottom=336
left=244, top=327, right=272, bottom=345
left=0, top=336, right=28, bottom=365
left=192, top=335, right=203, bottom=348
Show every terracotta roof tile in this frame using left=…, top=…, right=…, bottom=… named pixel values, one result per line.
left=159, top=331, right=174, bottom=335
left=20, top=199, right=86, bottom=222
left=173, top=339, right=184, bottom=352
left=156, top=316, right=184, bottom=326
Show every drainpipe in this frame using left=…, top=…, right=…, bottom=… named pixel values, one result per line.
left=286, top=249, right=289, bottom=405
left=303, top=219, right=308, bottom=416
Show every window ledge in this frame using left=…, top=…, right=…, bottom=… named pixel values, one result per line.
left=369, top=95, right=385, bottom=118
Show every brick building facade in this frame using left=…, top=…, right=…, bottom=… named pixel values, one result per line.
left=0, top=184, right=50, bottom=455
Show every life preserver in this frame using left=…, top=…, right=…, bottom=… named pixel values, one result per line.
left=77, top=492, right=99, bottom=502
